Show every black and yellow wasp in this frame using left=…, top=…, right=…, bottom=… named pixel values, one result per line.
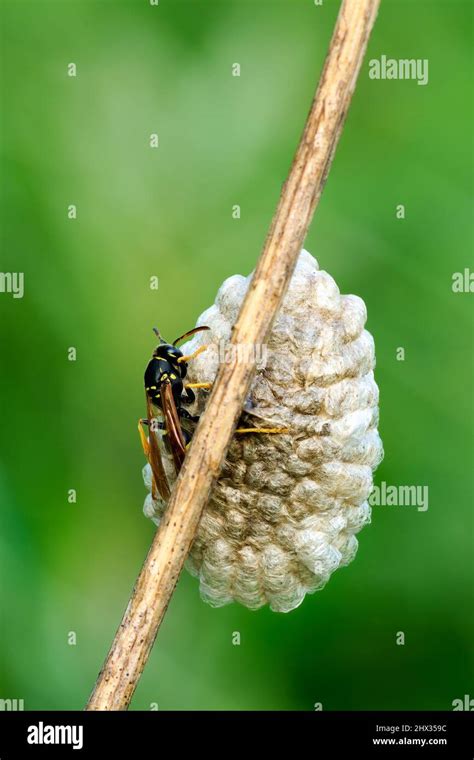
left=139, top=326, right=211, bottom=501
left=139, top=325, right=289, bottom=502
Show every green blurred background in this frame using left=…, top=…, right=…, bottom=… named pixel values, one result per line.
left=0, top=0, right=472, bottom=710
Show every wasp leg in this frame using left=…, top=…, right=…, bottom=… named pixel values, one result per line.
left=177, top=344, right=209, bottom=364
left=138, top=418, right=168, bottom=457
left=181, top=386, right=195, bottom=405
left=182, top=382, right=213, bottom=406
left=139, top=418, right=155, bottom=500
left=235, top=427, right=290, bottom=434
left=138, top=418, right=151, bottom=457
left=179, top=408, right=200, bottom=423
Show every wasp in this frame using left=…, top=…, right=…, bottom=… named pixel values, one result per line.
left=139, top=326, right=289, bottom=502
left=139, top=326, right=211, bottom=500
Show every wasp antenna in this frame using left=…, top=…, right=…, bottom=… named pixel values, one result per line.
left=152, top=327, right=160, bottom=337
left=173, top=326, right=211, bottom=346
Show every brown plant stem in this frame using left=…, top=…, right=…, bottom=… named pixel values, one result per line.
left=86, top=0, right=381, bottom=711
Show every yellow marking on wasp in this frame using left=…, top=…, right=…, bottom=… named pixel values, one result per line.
left=138, top=420, right=150, bottom=457
left=161, top=373, right=168, bottom=380
left=178, top=344, right=208, bottom=364
left=170, top=373, right=177, bottom=380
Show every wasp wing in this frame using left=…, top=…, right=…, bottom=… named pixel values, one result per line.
left=145, top=394, right=171, bottom=502
left=161, top=380, right=187, bottom=473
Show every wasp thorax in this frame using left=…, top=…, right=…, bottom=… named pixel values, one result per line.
left=143, top=250, right=383, bottom=612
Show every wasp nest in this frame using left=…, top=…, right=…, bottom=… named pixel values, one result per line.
left=143, top=250, right=383, bottom=612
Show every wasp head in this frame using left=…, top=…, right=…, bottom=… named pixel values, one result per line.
left=152, top=329, right=183, bottom=364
